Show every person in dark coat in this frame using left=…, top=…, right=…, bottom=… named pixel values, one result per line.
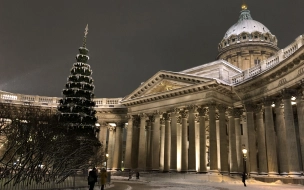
left=128, top=170, right=132, bottom=180
left=136, top=171, right=139, bottom=179
left=88, top=167, right=98, bottom=190
left=242, top=172, right=247, bottom=187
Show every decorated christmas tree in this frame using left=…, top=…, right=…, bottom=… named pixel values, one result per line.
left=58, top=25, right=97, bottom=133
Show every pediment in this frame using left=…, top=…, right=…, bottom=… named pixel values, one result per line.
left=122, top=70, right=214, bottom=102
left=144, top=79, right=190, bottom=95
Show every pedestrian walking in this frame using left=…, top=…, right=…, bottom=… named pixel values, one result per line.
left=136, top=171, right=140, bottom=179
left=128, top=170, right=132, bottom=180
left=100, top=168, right=107, bottom=190
left=88, top=167, right=97, bottom=190
left=242, top=172, right=247, bottom=187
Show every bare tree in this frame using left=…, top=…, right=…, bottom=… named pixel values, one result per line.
left=0, top=103, right=101, bottom=186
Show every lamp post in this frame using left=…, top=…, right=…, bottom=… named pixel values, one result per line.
left=242, top=148, right=247, bottom=174
left=105, top=153, right=109, bottom=170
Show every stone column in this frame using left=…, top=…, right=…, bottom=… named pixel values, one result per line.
left=138, top=113, right=147, bottom=171
left=208, top=103, right=218, bottom=172
left=254, top=105, right=267, bottom=174
left=131, top=116, right=140, bottom=169
left=197, top=107, right=207, bottom=173
left=180, top=110, right=188, bottom=172
left=152, top=111, right=161, bottom=171
left=274, top=99, right=288, bottom=174
left=188, top=105, right=197, bottom=172
left=112, top=122, right=123, bottom=170
left=124, top=115, right=133, bottom=170
left=170, top=108, right=179, bottom=171
left=245, top=103, right=258, bottom=174
left=107, top=125, right=116, bottom=170
left=234, top=109, right=243, bottom=173
left=146, top=116, right=153, bottom=171
left=176, top=116, right=182, bottom=171
left=160, top=117, right=165, bottom=171
left=228, top=108, right=238, bottom=174
left=282, top=89, right=301, bottom=175
left=263, top=98, right=278, bottom=175
left=98, top=122, right=108, bottom=152
left=163, top=113, right=171, bottom=172
left=217, top=104, right=228, bottom=174
left=296, top=83, right=304, bottom=171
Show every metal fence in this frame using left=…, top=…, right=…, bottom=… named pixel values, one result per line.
left=0, top=171, right=89, bottom=190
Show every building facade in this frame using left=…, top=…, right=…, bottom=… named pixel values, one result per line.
left=1, top=5, right=304, bottom=175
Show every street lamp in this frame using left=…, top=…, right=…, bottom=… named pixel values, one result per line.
left=105, top=153, right=109, bottom=170
left=242, top=148, right=247, bottom=174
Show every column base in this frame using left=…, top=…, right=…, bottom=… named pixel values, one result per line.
left=197, top=171, right=208, bottom=174
left=209, top=170, right=219, bottom=174
left=279, top=172, right=288, bottom=175
left=268, top=172, right=279, bottom=176
left=288, top=171, right=302, bottom=176
left=249, top=172, right=258, bottom=176
left=229, top=172, right=239, bottom=175
left=220, top=171, right=229, bottom=175
left=258, top=172, right=268, bottom=175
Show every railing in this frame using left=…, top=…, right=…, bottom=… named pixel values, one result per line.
left=231, top=34, right=304, bottom=84
left=0, top=91, right=125, bottom=108
left=249, top=65, right=261, bottom=77
left=0, top=171, right=89, bottom=190
left=94, top=98, right=124, bottom=108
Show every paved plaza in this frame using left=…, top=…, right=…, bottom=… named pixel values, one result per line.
left=71, top=173, right=304, bottom=190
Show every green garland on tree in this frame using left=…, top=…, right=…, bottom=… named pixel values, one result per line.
left=58, top=25, right=97, bottom=132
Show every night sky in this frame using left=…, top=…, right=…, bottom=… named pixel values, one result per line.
left=0, top=0, right=303, bottom=98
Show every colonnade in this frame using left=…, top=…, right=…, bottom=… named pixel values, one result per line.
left=123, top=104, right=244, bottom=173
left=99, top=87, right=304, bottom=176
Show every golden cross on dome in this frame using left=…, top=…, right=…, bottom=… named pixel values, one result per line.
left=241, top=0, right=247, bottom=10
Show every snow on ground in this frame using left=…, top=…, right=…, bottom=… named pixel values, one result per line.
left=111, top=174, right=304, bottom=190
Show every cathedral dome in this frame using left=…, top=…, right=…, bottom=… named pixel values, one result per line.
left=218, top=7, right=278, bottom=52
left=217, top=5, right=280, bottom=70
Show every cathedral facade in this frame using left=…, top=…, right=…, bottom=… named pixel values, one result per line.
left=1, top=6, right=304, bottom=176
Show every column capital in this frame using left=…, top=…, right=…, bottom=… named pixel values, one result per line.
left=187, top=104, right=198, bottom=112
left=207, top=102, right=217, bottom=109
left=281, top=88, right=295, bottom=99
left=153, top=110, right=163, bottom=117
left=148, top=115, right=155, bottom=122
left=244, top=102, right=256, bottom=112
left=217, top=104, right=227, bottom=113
left=274, top=98, right=283, bottom=107
left=263, top=97, right=274, bottom=107
left=253, top=104, right=263, bottom=114
left=108, top=125, right=116, bottom=131
left=116, top=121, right=126, bottom=128
left=179, top=110, right=189, bottom=118
left=127, top=114, right=133, bottom=120
left=160, top=117, right=165, bottom=125
left=240, top=115, right=247, bottom=123
left=197, top=107, right=208, bottom=116
left=145, top=125, right=150, bottom=131
left=163, top=113, right=171, bottom=120
left=167, top=107, right=180, bottom=114
left=177, top=115, right=182, bottom=123
left=139, top=113, right=147, bottom=119
left=233, top=108, right=243, bottom=118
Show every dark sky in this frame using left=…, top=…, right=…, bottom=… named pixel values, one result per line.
left=0, top=0, right=303, bottom=98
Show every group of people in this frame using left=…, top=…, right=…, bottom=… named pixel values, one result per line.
left=88, top=167, right=247, bottom=189
left=88, top=167, right=108, bottom=190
